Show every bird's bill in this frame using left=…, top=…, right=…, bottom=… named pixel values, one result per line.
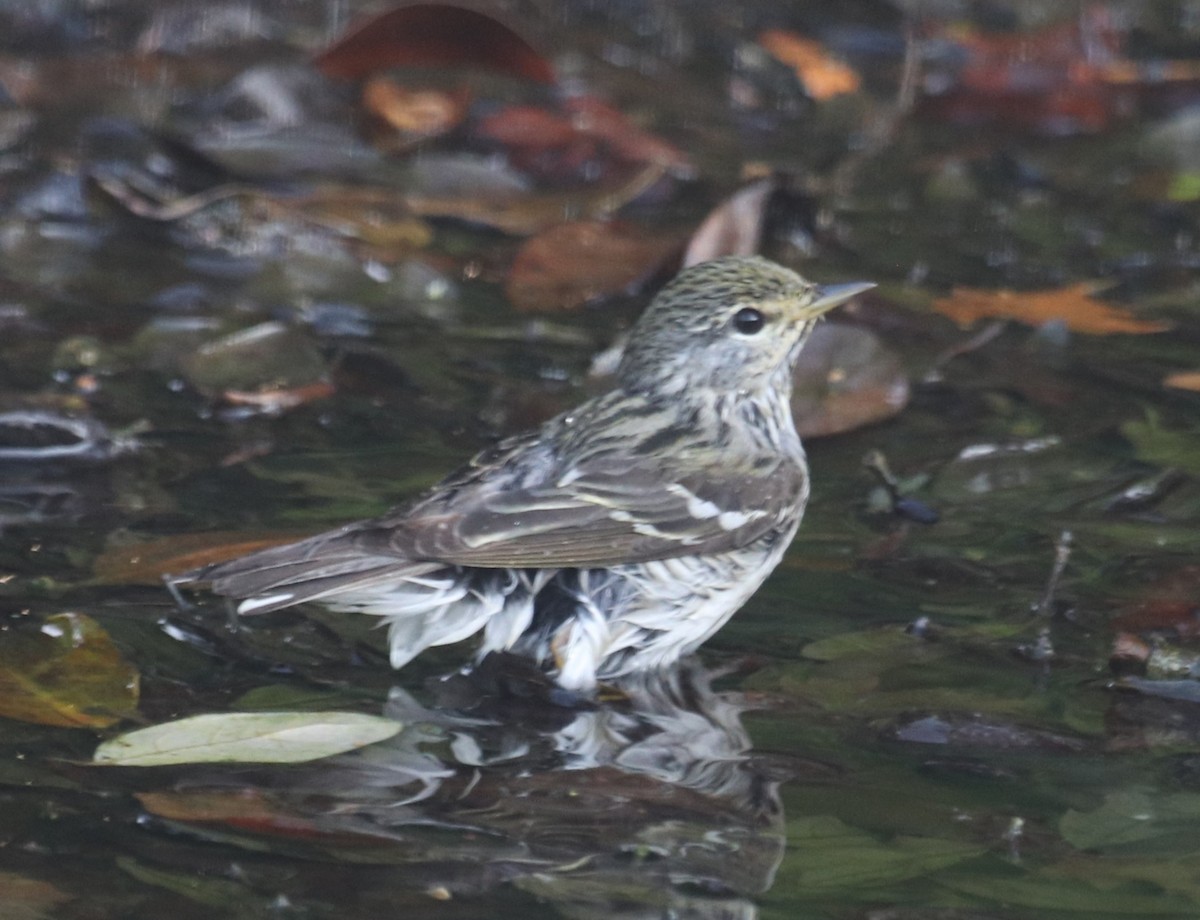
left=805, top=281, right=875, bottom=316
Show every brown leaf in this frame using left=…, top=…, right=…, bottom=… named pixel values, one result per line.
left=758, top=30, right=861, bottom=101
left=137, top=790, right=397, bottom=845
left=791, top=324, right=909, bottom=438
left=476, top=105, right=577, bottom=149
left=683, top=178, right=773, bottom=267
left=505, top=220, right=681, bottom=312
left=406, top=162, right=666, bottom=235
left=1164, top=371, right=1200, bottom=392
left=564, top=95, right=694, bottom=177
left=0, top=613, right=139, bottom=728
left=912, top=9, right=1198, bottom=134
left=931, top=283, right=1172, bottom=335
left=93, top=531, right=307, bottom=585
left=0, top=872, right=73, bottom=918
left=1111, top=565, right=1200, bottom=639
left=314, top=3, right=554, bottom=84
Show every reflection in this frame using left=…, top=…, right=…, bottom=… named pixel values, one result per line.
left=145, top=658, right=785, bottom=918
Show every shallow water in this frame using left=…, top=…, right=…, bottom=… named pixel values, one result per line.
left=1, top=2, right=1200, bottom=918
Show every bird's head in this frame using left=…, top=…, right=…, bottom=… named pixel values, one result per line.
left=618, top=256, right=873, bottom=398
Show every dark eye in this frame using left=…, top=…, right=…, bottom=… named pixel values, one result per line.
left=732, top=307, right=765, bottom=335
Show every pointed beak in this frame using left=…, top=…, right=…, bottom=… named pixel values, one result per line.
left=805, top=281, right=875, bottom=317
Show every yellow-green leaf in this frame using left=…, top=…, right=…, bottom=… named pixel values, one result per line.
left=0, top=613, right=138, bottom=728
left=94, top=711, right=402, bottom=766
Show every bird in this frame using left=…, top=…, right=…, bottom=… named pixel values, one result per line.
left=175, top=256, right=873, bottom=692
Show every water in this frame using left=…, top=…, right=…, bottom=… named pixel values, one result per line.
left=1, top=2, right=1199, bottom=917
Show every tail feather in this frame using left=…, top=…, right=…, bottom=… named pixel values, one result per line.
left=174, top=530, right=437, bottom=617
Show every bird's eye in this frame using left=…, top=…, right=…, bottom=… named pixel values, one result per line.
left=732, top=307, right=765, bottom=335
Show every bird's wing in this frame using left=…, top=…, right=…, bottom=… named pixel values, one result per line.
left=359, top=435, right=807, bottom=568
left=188, top=424, right=805, bottom=612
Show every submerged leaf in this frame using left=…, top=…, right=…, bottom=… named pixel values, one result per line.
left=93, top=711, right=403, bottom=766
left=758, top=30, right=861, bottom=101
left=314, top=3, right=554, bottom=84
left=791, top=324, right=909, bottom=438
left=0, top=872, right=73, bottom=918
left=1165, top=371, right=1200, bottom=391
left=181, top=323, right=328, bottom=397
left=406, top=163, right=666, bottom=235
left=506, top=220, right=680, bottom=312
left=773, top=816, right=983, bottom=893
left=93, top=531, right=306, bottom=585
left=1121, top=414, right=1200, bottom=475
left=932, top=283, right=1171, bottom=335
left=562, top=96, right=693, bottom=177
left=0, top=613, right=139, bottom=729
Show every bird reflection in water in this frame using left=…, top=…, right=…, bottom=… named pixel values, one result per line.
left=154, top=659, right=785, bottom=918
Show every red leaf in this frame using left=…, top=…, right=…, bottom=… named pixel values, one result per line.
left=564, top=95, right=694, bottom=177
left=476, top=105, right=577, bottom=148
left=314, top=3, right=554, bottom=84
left=137, top=790, right=398, bottom=846
left=920, top=9, right=1129, bottom=134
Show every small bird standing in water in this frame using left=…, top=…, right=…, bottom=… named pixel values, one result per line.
left=178, top=257, right=872, bottom=691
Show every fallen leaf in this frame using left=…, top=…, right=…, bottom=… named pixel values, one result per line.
left=182, top=323, right=328, bottom=397
left=475, top=104, right=597, bottom=182
left=791, top=324, right=910, bottom=438
left=407, top=162, right=666, bottom=235
left=476, top=105, right=577, bottom=149
left=137, top=790, right=397, bottom=845
left=1165, top=371, right=1200, bottom=391
left=314, top=3, right=554, bottom=84
left=932, top=283, right=1172, bottom=335
left=505, top=220, right=681, bottom=312
left=564, top=95, right=694, bottom=177
left=221, top=379, right=336, bottom=415
left=1110, top=565, right=1200, bottom=639
left=0, top=613, right=139, bottom=728
left=361, top=77, right=468, bottom=145
left=0, top=872, right=73, bottom=920
left=1121, top=413, right=1200, bottom=476
left=93, top=711, right=403, bottom=766
left=683, top=178, right=773, bottom=267
left=919, top=10, right=1127, bottom=134
left=775, top=816, right=984, bottom=893
left=93, top=531, right=307, bottom=585
left=758, top=30, right=861, bottom=101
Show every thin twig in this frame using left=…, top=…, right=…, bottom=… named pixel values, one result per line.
left=1034, top=529, right=1073, bottom=616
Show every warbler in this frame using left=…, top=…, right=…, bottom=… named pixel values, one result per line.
left=178, top=256, right=872, bottom=691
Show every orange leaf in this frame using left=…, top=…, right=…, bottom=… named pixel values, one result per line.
left=1164, top=371, right=1200, bottom=392
left=93, top=531, right=309, bottom=585
left=931, top=283, right=1172, bottom=335
left=221, top=379, right=337, bottom=414
left=758, top=30, right=860, bottom=101
left=361, top=77, right=469, bottom=140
